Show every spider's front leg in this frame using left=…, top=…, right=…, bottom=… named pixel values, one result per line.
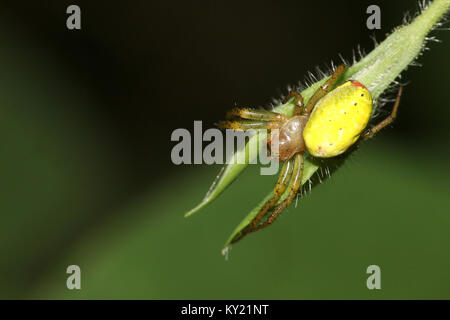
left=226, top=108, right=288, bottom=122
left=362, top=87, right=403, bottom=140
left=216, top=120, right=268, bottom=131
left=217, top=108, right=288, bottom=130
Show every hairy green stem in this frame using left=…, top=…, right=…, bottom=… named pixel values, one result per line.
left=183, top=0, right=450, bottom=252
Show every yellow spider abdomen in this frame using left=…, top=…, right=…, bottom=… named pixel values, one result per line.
left=303, top=80, right=373, bottom=158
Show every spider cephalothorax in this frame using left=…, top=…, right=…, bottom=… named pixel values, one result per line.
left=267, top=113, right=309, bottom=161
left=218, top=65, right=402, bottom=244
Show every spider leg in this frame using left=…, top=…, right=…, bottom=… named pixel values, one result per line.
left=283, top=91, right=304, bottom=116
left=305, top=64, right=346, bottom=113
left=216, top=119, right=268, bottom=130
left=226, top=108, right=288, bottom=122
left=250, top=152, right=304, bottom=234
left=232, top=153, right=304, bottom=243
left=231, top=158, right=295, bottom=244
left=362, top=87, right=403, bottom=140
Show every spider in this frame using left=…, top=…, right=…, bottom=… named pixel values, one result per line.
left=217, top=64, right=403, bottom=244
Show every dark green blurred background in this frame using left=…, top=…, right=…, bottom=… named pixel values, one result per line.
left=0, top=0, right=448, bottom=299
